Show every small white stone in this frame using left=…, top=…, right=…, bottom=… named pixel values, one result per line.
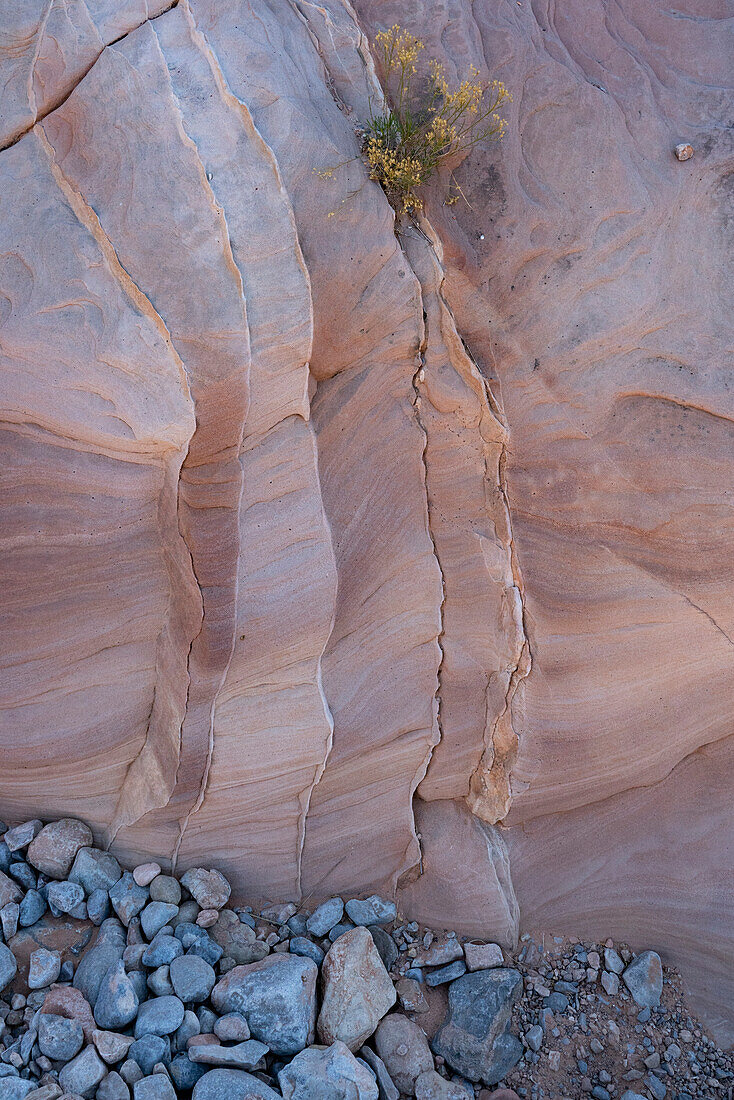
left=674, top=142, right=693, bottom=161
left=133, top=862, right=162, bottom=887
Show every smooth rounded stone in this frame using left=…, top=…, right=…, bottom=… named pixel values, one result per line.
left=69, top=848, right=123, bottom=896
left=213, top=1014, right=249, bottom=1042
left=173, top=901, right=200, bottom=926
left=368, top=926, right=399, bottom=972
left=93, top=1029, right=135, bottom=1065
left=94, top=961, right=140, bottom=1030
left=58, top=1045, right=107, bottom=1097
left=3, top=821, right=43, bottom=853
left=188, top=940, right=224, bottom=967
left=42, top=984, right=96, bottom=1041
left=344, top=896, right=397, bottom=927
left=415, top=1070, right=475, bottom=1100
left=28, top=948, right=61, bottom=989
left=432, top=969, right=523, bottom=1085
left=97, top=1070, right=131, bottom=1100
left=27, top=820, right=93, bottom=879
left=130, top=1037, right=172, bottom=1076
left=396, top=978, right=429, bottom=1014
left=120, top=1060, right=145, bottom=1086
left=622, top=952, right=663, bottom=1008
left=169, top=954, right=216, bottom=1004
left=46, top=881, right=84, bottom=915
left=289, top=938, right=324, bottom=966
left=141, top=904, right=179, bottom=941
left=543, top=992, right=569, bottom=1014
left=133, top=865, right=162, bottom=888
left=149, top=878, right=181, bottom=907
left=169, top=1053, right=208, bottom=1091
left=192, top=1068, right=281, bottom=1100
left=211, top=954, right=317, bottom=1057
left=141, top=935, right=183, bottom=969
left=38, top=1013, right=84, bottom=1061
left=278, top=1041, right=379, bottom=1100
left=135, top=996, right=185, bottom=1039
left=318, top=927, right=396, bottom=1051
left=197, top=910, right=219, bottom=929
left=19, top=889, right=47, bottom=928
left=464, top=944, right=504, bottom=972
left=426, top=961, right=467, bottom=987
left=525, top=1025, right=543, bottom=1052
left=375, top=1013, right=434, bottom=1094
left=180, top=870, right=230, bottom=912
left=1, top=903, right=19, bottom=941
left=209, top=911, right=266, bottom=966
left=189, top=1040, right=269, bottom=1070
left=147, top=966, right=174, bottom=998
left=74, top=919, right=126, bottom=1007
left=174, top=1010, right=201, bottom=1053
left=133, top=1074, right=177, bottom=1100
left=0, top=942, right=17, bottom=993
left=305, top=898, right=344, bottom=937
left=129, top=971, right=150, bottom=1003
left=286, top=913, right=308, bottom=936
left=0, top=1081, right=37, bottom=1100
left=0, top=871, right=22, bottom=909
left=197, top=1007, right=218, bottom=1033
left=109, top=874, right=149, bottom=928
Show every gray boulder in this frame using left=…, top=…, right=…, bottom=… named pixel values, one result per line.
left=169, top=954, right=216, bottom=1003
left=192, top=1068, right=283, bottom=1099
left=279, top=1041, right=379, bottom=1100
left=94, top=960, right=140, bottom=1030
left=58, top=1044, right=107, bottom=1097
left=431, top=968, right=523, bottom=1085
left=70, top=847, right=123, bottom=894
left=375, top=1013, right=433, bottom=1094
left=0, top=943, right=17, bottom=993
left=74, top=918, right=126, bottom=1006
left=134, top=996, right=185, bottom=1039
left=622, top=951, right=663, bottom=1008
left=38, top=1012, right=84, bottom=1061
left=27, top=818, right=93, bottom=879
left=211, top=954, right=317, bottom=1056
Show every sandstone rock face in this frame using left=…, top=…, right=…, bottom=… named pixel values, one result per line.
left=1, top=0, right=731, bottom=1047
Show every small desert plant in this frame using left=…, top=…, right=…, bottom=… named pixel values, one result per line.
left=364, top=25, right=511, bottom=214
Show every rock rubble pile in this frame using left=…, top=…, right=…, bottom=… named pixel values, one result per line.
left=0, top=819, right=730, bottom=1100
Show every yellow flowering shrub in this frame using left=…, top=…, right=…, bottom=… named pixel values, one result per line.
left=364, top=25, right=511, bottom=214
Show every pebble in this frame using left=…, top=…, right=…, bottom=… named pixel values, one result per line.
left=622, top=952, right=663, bottom=1008
left=133, top=1073, right=177, bottom=1100
left=318, top=927, right=396, bottom=1050
left=0, top=872, right=21, bottom=910
left=359, top=1045, right=399, bottom=1100
left=0, top=943, right=18, bottom=993
left=18, top=889, right=47, bottom=928
left=0, top=903, right=18, bottom=941
left=46, top=880, right=84, bottom=915
left=169, top=954, right=216, bottom=1003
left=26, top=819, right=93, bottom=879
left=213, top=1013, right=249, bottom=1042
left=58, top=1044, right=107, bottom=1095
left=464, top=943, right=504, bottom=971
left=134, top=995, right=185, bottom=1038
left=525, top=1025, right=543, bottom=1052
left=3, top=822, right=43, bottom=854
left=396, top=977, right=429, bottom=1014
left=305, top=897, right=344, bottom=937
left=601, top=971, right=619, bottom=996
left=413, top=940, right=464, bottom=968
left=188, top=1038, right=269, bottom=1069
left=374, top=1012, right=434, bottom=1093
left=69, top=847, right=123, bottom=894
left=94, top=960, right=140, bottom=1030
left=368, top=925, right=399, bottom=971
left=28, top=948, right=61, bottom=989
left=426, top=960, right=467, bottom=986
left=37, top=1014, right=84, bottom=1061
left=192, top=1068, right=281, bottom=1099
left=141, top=902, right=180, bottom=940
left=109, top=873, right=149, bottom=927
left=675, top=143, right=694, bottom=161
left=180, top=869, right=231, bottom=912
left=645, top=1072, right=667, bottom=1099
left=133, top=864, right=162, bottom=888
left=344, top=896, right=396, bottom=926
left=289, top=937, right=324, bottom=966
left=93, top=1027, right=135, bottom=1064
left=414, top=1069, right=472, bottom=1099
left=149, top=877, right=181, bottom=906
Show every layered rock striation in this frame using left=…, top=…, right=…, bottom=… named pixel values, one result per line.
left=1, top=0, right=731, bottom=1046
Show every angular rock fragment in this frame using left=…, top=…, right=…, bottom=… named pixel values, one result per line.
left=27, top=819, right=93, bottom=879
left=278, top=1041, right=379, bottom=1100
left=192, top=1068, right=281, bottom=1099
left=211, top=954, right=317, bottom=1056
left=180, top=870, right=231, bottom=912
left=622, top=952, right=663, bottom=1008
left=432, top=969, right=523, bottom=1084
left=318, top=927, right=396, bottom=1050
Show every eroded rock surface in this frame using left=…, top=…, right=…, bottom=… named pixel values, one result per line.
left=1, top=0, right=732, bottom=1047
